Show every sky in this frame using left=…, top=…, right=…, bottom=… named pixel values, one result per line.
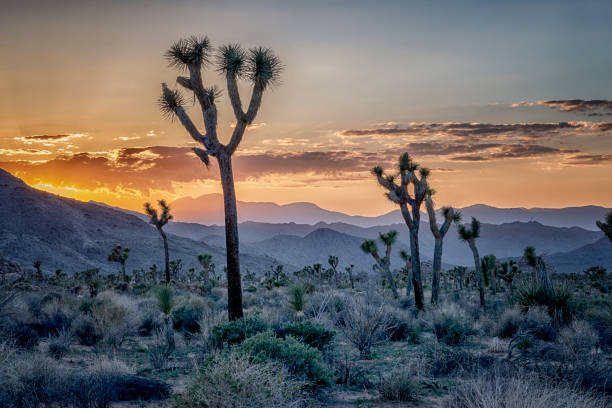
left=1, top=0, right=611, bottom=216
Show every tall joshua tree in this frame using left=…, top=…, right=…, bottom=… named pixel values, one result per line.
left=145, top=200, right=173, bottom=284
left=373, top=153, right=429, bottom=309
left=159, top=36, right=282, bottom=321
left=457, top=217, right=485, bottom=307
left=425, top=191, right=460, bottom=305
left=597, top=211, right=612, bottom=244
left=360, top=231, right=399, bottom=299
left=108, top=245, right=130, bottom=283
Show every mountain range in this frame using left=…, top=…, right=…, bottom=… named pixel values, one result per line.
left=168, top=194, right=610, bottom=231
left=1, top=168, right=611, bottom=275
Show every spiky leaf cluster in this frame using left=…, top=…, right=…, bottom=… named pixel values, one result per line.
left=145, top=200, right=173, bottom=229
left=379, top=230, right=398, bottom=246
left=523, top=246, right=537, bottom=267
left=360, top=239, right=378, bottom=256
left=165, top=36, right=211, bottom=69
left=217, top=44, right=247, bottom=76
left=158, top=83, right=185, bottom=119
left=108, top=245, right=129, bottom=262
left=458, top=217, right=481, bottom=241
left=246, top=47, right=283, bottom=89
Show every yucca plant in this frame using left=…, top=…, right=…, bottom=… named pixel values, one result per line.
left=159, top=36, right=282, bottom=321
left=457, top=217, right=485, bottom=307
left=145, top=200, right=173, bottom=284
left=156, top=285, right=175, bottom=349
left=372, top=153, right=429, bottom=309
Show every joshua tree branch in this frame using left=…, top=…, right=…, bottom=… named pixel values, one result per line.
left=226, top=73, right=246, bottom=121
left=227, top=83, right=264, bottom=154
left=425, top=195, right=441, bottom=239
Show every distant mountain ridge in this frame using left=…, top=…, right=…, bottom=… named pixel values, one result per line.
left=168, top=194, right=610, bottom=230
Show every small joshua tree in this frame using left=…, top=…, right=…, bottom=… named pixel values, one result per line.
left=425, top=191, right=460, bottom=305
left=457, top=217, right=485, bottom=307
left=372, top=153, right=429, bottom=309
left=524, top=246, right=553, bottom=297
left=328, top=255, right=339, bottom=283
left=481, top=254, right=499, bottom=294
left=345, top=264, right=355, bottom=289
left=498, top=260, right=521, bottom=294
left=33, top=260, right=43, bottom=281
left=108, top=245, right=130, bottom=283
left=198, top=253, right=214, bottom=293
left=596, top=211, right=612, bottom=244
left=360, top=231, right=399, bottom=299
left=159, top=36, right=282, bottom=321
left=145, top=200, right=173, bottom=284
left=400, top=250, right=413, bottom=298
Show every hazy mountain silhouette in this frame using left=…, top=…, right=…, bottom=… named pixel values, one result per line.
left=545, top=237, right=612, bottom=273
left=0, top=169, right=276, bottom=275
left=169, top=193, right=609, bottom=230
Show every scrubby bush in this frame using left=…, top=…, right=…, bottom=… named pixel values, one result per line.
left=288, top=284, right=306, bottom=313
left=496, top=307, right=522, bottom=338
left=238, top=331, right=334, bottom=385
left=73, top=316, right=103, bottom=346
left=174, top=352, right=303, bottom=408
left=338, top=295, right=393, bottom=359
left=377, top=366, right=420, bottom=402
left=48, top=328, right=71, bottom=359
left=12, top=321, right=39, bottom=349
left=559, top=320, right=599, bottom=355
left=432, top=305, right=475, bottom=345
left=172, top=304, right=203, bottom=334
left=137, top=311, right=163, bottom=336
left=444, top=370, right=608, bottom=408
left=515, top=284, right=574, bottom=326
left=274, top=321, right=334, bottom=350
left=420, top=343, right=495, bottom=376
left=211, top=316, right=267, bottom=348
left=520, top=306, right=556, bottom=341
left=386, top=310, right=422, bottom=343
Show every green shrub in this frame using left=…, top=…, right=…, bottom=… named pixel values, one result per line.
left=238, top=331, right=334, bottom=385
left=274, top=321, right=334, bottom=350
left=172, top=305, right=203, bottom=334
left=211, top=316, right=267, bottom=349
left=515, top=284, right=574, bottom=325
left=73, top=316, right=102, bottom=346
left=433, top=314, right=475, bottom=345
left=12, top=322, right=39, bottom=349
left=386, top=311, right=422, bottom=343
left=174, top=352, right=302, bottom=408
left=156, top=285, right=174, bottom=315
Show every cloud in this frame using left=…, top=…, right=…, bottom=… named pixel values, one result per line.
left=449, top=144, right=578, bottom=162
left=563, top=154, right=612, bottom=166
left=539, top=99, right=612, bottom=113
left=14, top=133, right=86, bottom=144
left=339, top=121, right=603, bottom=141
left=0, top=148, right=53, bottom=156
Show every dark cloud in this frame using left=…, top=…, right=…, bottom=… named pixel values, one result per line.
left=340, top=121, right=600, bottom=140
left=563, top=154, right=612, bottom=166
left=22, top=134, right=70, bottom=141
left=540, top=99, right=612, bottom=113
left=449, top=144, right=578, bottom=162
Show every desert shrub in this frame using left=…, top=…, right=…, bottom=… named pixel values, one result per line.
left=520, top=306, right=556, bottom=341
left=238, top=331, right=334, bottom=385
left=386, top=310, right=422, bottom=343
left=175, top=352, right=303, bottom=408
left=558, top=320, right=598, bottom=355
left=331, top=351, right=373, bottom=388
left=420, top=343, right=495, bottom=376
left=432, top=306, right=475, bottom=345
left=149, top=329, right=173, bottom=369
left=288, top=284, right=306, bottom=312
left=137, top=311, right=163, bottom=336
left=443, top=370, right=608, bottom=408
left=338, top=295, right=393, bottom=359
left=12, top=321, right=40, bottom=349
left=377, top=366, right=420, bottom=402
left=496, top=307, right=522, bottom=338
left=31, top=308, right=72, bottom=337
left=211, top=316, right=267, bottom=349
left=73, top=316, right=103, bottom=346
left=274, top=321, right=334, bottom=351
left=172, top=304, right=203, bottom=334
left=48, top=328, right=71, bottom=359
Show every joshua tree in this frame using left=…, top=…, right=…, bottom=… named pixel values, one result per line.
left=481, top=254, right=498, bottom=294
left=498, top=260, right=521, bottom=294
left=159, top=36, right=282, bottom=321
left=360, top=231, right=399, bottom=299
left=108, top=245, right=130, bottom=283
left=345, top=264, right=355, bottom=289
left=597, top=211, right=612, bottom=244
left=145, top=200, right=173, bottom=284
left=523, top=246, right=553, bottom=297
left=457, top=217, right=485, bottom=306
left=425, top=192, right=460, bottom=305
left=197, top=253, right=213, bottom=293
left=328, top=255, right=339, bottom=283
left=373, top=153, right=429, bottom=309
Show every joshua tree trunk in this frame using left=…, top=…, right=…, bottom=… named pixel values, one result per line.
left=218, top=152, right=243, bottom=321
left=431, top=238, right=443, bottom=304
left=408, top=228, right=424, bottom=310
left=159, top=229, right=170, bottom=284
left=468, top=239, right=485, bottom=307
left=121, top=260, right=127, bottom=283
